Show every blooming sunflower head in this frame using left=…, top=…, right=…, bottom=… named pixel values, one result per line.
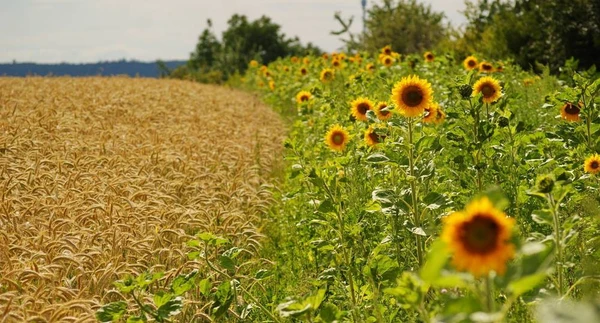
left=322, top=53, right=329, bottom=60
left=463, top=56, right=478, bottom=70
left=584, top=154, right=600, bottom=174
left=560, top=102, right=581, bottom=122
left=479, top=62, right=494, bottom=73
left=381, top=45, right=393, bottom=56
left=350, top=97, right=375, bottom=122
left=268, top=80, right=275, bottom=91
left=442, top=197, right=516, bottom=277
left=423, top=103, right=439, bottom=124
left=291, top=56, right=299, bottom=63
left=249, top=60, right=259, bottom=68
left=300, top=67, right=308, bottom=76
left=303, top=57, right=310, bottom=65
left=296, top=91, right=312, bottom=104
left=365, top=63, right=376, bottom=72
left=472, top=76, right=502, bottom=104
left=424, top=51, right=435, bottom=62
left=364, top=126, right=386, bottom=147
left=320, top=68, right=335, bottom=83
left=325, top=125, right=350, bottom=152
left=374, top=101, right=392, bottom=120
left=381, top=55, right=395, bottom=67
left=332, top=59, right=343, bottom=68
left=391, top=75, right=433, bottom=117
left=434, top=108, right=446, bottom=125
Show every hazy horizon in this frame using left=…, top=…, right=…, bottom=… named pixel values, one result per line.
left=0, top=0, right=467, bottom=64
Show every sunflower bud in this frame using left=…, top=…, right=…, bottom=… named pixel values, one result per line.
left=458, top=84, right=472, bottom=99
left=536, top=175, right=555, bottom=194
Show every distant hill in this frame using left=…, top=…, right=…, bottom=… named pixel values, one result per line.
left=0, top=60, right=187, bottom=78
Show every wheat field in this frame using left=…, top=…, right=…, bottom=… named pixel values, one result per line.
left=0, top=77, right=285, bottom=322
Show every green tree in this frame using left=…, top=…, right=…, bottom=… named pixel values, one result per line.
left=344, top=0, right=448, bottom=53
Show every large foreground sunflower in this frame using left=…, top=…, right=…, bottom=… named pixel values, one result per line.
left=463, top=56, right=478, bottom=70
left=584, top=154, right=600, bottom=174
left=391, top=75, right=433, bottom=117
left=472, top=76, right=502, bottom=103
left=560, top=102, right=581, bottom=122
left=442, top=197, right=516, bottom=277
left=350, top=97, right=375, bottom=121
left=325, top=125, right=350, bottom=152
left=320, top=68, right=335, bottom=83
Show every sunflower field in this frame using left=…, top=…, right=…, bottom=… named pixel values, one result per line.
left=233, top=49, right=600, bottom=322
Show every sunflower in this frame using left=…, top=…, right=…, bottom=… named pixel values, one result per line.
left=381, top=55, right=395, bottom=67
left=350, top=97, right=374, bottom=121
left=291, top=56, right=299, bottom=63
left=332, top=59, right=343, bottom=69
left=365, top=63, right=376, bottom=72
left=584, top=154, right=600, bottom=174
left=442, top=197, right=516, bottom=277
left=434, top=107, right=446, bottom=124
left=479, top=62, right=494, bottom=73
left=296, top=91, right=312, bottom=104
left=374, top=101, right=392, bottom=120
left=381, top=45, right=393, bottom=56
left=325, top=125, right=350, bottom=152
left=463, top=56, right=478, bottom=70
left=303, top=57, right=310, bottom=65
left=283, top=66, right=290, bottom=72
left=300, top=67, right=308, bottom=76
left=560, top=102, right=581, bottom=122
left=391, top=75, right=433, bottom=117
left=320, top=68, right=335, bottom=83
left=322, top=53, right=329, bottom=60
left=249, top=60, right=259, bottom=68
left=364, top=126, right=386, bottom=146
left=496, top=65, right=504, bottom=72
left=424, top=51, right=435, bottom=62
left=423, top=103, right=439, bottom=123
left=268, top=80, right=275, bottom=91
left=472, top=76, right=502, bottom=104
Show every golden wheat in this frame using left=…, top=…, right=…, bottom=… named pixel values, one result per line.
left=0, top=77, right=285, bottom=322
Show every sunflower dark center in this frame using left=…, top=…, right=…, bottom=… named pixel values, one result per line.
left=458, top=214, right=500, bottom=254
left=468, top=60, right=476, bottom=67
left=324, top=72, right=332, bottom=79
left=565, top=103, right=580, bottom=115
left=481, top=85, right=495, bottom=97
left=301, top=95, right=309, bottom=102
left=483, top=64, right=492, bottom=71
left=591, top=161, right=599, bottom=169
left=301, top=69, right=307, bottom=75
left=385, top=58, right=391, bottom=64
left=402, top=86, right=424, bottom=107
left=368, top=132, right=381, bottom=144
left=378, top=106, right=390, bottom=116
left=384, top=49, right=392, bottom=55
left=427, top=54, right=434, bottom=60
left=332, top=132, right=344, bottom=145
left=357, top=103, right=371, bottom=115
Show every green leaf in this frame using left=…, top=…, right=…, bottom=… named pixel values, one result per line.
left=255, top=269, right=273, bottom=279
left=531, top=209, right=553, bottom=226
left=171, top=270, right=198, bottom=295
left=366, top=152, right=390, bottom=163
left=96, top=301, right=127, bottom=322
left=319, top=303, right=340, bottom=323
left=420, top=240, right=449, bottom=284
left=276, top=301, right=312, bottom=318
left=508, top=273, right=547, bottom=297
left=219, top=255, right=236, bottom=272
left=213, top=280, right=234, bottom=318
left=156, top=295, right=183, bottom=319
left=199, top=278, right=211, bottom=296
left=422, top=192, right=448, bottom=210
left=318, top=199, right=335, bottom=213
left=409, top=227, right=427, bottom=236
left=197, top=232, right=216, bottom=242
left=126, top=316, right=146, bottom=323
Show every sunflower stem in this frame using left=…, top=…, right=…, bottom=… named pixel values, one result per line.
left=548, top=193, right=565, bottom=296
left=485, top=273, right=494, bottom=312
left=408, top=118, right=423, bottom=266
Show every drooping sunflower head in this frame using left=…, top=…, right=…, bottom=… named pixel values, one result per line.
left=325, top=125, right=350, bottom=152
left=479, top=62, right=494, bottom=73
left=424, top=51, right=435, bottom=62
left=472, top=76, right=502, bottom=104
left=584, top=154, right=600, bottom=174
left=296, top=91, right=312, bottom=104
left=381, top=45, right=393, bottom=56
left=423, top=103, right=439, bottom=124
left=391, top=75, right=433, bottom=117
left=320, top=68, right=335, bottom=83
left=364, top=126, right=386, bottom=147
left=374, top=101, right=392, bottom=120
left=442, top=197, right=516, bottom=277
left=560, top=102, right=581, bottom=122
left=350, top=97, right=375, bottom=122
left=463, top=56, right=478, bottom=70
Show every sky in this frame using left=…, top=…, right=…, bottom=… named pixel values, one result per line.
left=0, top=0, right=467, bottom=64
